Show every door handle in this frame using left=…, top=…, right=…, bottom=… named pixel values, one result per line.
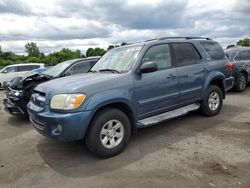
left=202, top=68, right=209, bottom=72
left=166, top=74, right=177, bottom=79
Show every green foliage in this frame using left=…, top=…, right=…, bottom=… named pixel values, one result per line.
left=86, top=47, right=106, bottom=57
left=107, top=45, right=115, bottom=51
left=0, top=41, right=129, bottom=67
left=121, top=42, right=128, bottom=46
left=25, top=42, right=41, bottom=57
left=226, top=44, right=235, bottom=49
left=236, top=38, right=250, bottom=47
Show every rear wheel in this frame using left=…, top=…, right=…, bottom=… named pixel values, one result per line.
left=85, top=108, right=131, bottom=158
left=234, top=73, right=247, bottom=92
left=200, top=85, right=223, bottom=116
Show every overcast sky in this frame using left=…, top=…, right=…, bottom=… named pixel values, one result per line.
left=0, top=0, right=249, bottom=55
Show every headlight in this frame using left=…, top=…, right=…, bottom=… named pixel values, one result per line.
left=50, top=94, right=86, bottom=110
left=14, top=90, right=22, bottom=96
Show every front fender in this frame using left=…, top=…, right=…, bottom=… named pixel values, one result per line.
left=85, top=90, right=135, bottom=112
left=202, top=71, right=225, bottom=98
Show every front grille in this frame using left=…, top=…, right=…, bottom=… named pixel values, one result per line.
left=31, top=91, right=46, bottom=107
left=30, top=116, right=46, bottom=130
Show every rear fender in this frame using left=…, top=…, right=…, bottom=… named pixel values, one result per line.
left=202, top=71, right=225, bottom=99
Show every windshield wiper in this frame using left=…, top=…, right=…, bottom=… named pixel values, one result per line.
left=88, top=70, right=98, bottom=73
left=98, top=69, right=121, bottom=73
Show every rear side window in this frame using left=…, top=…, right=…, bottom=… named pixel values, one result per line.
left=142, top=44, right=172, bottom=70
left=239, top=51, right=250, bottom=60
left=172, top=43, right=201, bottom=67
left=31, top=65, right=40, bottom=69
left=200, top=42, right=225, bottom=60
left=18, top=65, right=40, bottom=72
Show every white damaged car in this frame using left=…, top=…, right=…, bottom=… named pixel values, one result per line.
left=0, top=63, right=44, bottom=89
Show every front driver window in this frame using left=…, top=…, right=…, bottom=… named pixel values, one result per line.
left=67, top=62, right=91, bottom=75
left=3, top=66, right=16, bottom=73
left=142, top=44, right=172, bottom=70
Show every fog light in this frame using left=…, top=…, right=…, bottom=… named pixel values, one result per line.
left=57, top=124, right=63, bottom=132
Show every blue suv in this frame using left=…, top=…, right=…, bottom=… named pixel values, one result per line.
left=27, top=37, right=234, bottom=158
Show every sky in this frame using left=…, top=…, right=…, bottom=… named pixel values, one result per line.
left=0, top=0, right=249, bottom=55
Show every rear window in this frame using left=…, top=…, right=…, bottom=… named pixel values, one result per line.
left=200, top=42, right=225, bottom=60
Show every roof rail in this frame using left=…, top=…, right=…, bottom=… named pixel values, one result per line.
left=145, top=38, right=158, bottom=42
left=158, top=37, right=212, bottom=41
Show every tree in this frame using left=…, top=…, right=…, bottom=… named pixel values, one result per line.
left=236, top=38, right=250, bottom=47
left=107, top=45, right=115, bottom=51
left=226, top=44, right=235, bottom=49
left=121, top=42, right=128, bottom=46
left=25, top=42, right=41, bottom=57
left=86, top=47, right=106, bottom=57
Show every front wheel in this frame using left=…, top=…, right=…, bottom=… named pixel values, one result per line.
left=200, top=85, right=223, bottom=116
left=85, top=108, right=131, bottom=158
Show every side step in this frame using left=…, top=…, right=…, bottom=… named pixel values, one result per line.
left=137, top=103, right=200, bottom=128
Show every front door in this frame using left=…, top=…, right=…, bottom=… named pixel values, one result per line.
left=134, top=44, right=180, bottom=119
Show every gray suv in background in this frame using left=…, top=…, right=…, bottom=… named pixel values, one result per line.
left=225, top=47, right=250, bottom=92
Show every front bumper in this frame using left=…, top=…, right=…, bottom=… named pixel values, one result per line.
left=28, top=106, right=92, bottom=141
left=3, top=98, right=25, bottom=115
left=224, top=76, right=234, bottom=92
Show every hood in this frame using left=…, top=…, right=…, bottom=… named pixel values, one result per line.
left=35, top=73, right=125, bottom=94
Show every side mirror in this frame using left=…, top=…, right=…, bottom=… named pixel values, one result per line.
left=140, top=62, right=158, bottom=73
left=63, top=72, right=71, bottom=77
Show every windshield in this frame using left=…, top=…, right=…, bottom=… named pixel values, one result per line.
left=90, top=46, right=142, bottom=73
left=43, top=60, right=72, bottom=77
left=225, top=51, right=236, bottom=61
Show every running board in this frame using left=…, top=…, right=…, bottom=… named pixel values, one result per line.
left=137, top=103, right=200, bottom=128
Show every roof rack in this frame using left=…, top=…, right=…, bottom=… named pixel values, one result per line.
left=144, top=37, right=212, bottom=42
left=145, top=38, right=158, bottom=42
left=159, top=37, right=212, bottom=40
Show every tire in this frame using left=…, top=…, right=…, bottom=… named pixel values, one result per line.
left=200, top=85, right=223, bottom=116
left=85, top=108, right=131, bottom=158
left=234, top=73, right=247, bottom=92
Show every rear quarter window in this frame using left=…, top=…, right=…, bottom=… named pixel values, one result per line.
left=200, top=42, right=225, bottom=60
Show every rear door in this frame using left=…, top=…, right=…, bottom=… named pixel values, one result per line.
left=134, top=43, right=180, bottom=119
left=237, top=50, right=250, bottom=82
left=172, top=42, right=207, bottom=103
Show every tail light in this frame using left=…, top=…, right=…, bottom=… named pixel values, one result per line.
left=227, top=63, right=235, bottom=72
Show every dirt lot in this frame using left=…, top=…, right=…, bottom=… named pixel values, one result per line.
left=0, top=89, right=250, bottom=188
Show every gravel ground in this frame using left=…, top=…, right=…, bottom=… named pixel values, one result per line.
left=0, top=88, right=250, bottom=188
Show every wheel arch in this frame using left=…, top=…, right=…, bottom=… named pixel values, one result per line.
left=202, top=72, right=226, bottom=99
left=240, top=70, right=248, bottom=80
left=84, top=101, right=137, bottom=139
